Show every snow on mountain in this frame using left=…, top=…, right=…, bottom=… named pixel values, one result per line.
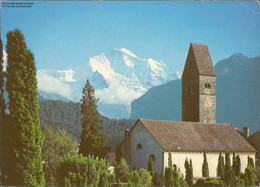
left=37, top=48, right=180, bottom=118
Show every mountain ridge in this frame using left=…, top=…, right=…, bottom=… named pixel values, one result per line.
left=130, top=54, right=260, bottom=133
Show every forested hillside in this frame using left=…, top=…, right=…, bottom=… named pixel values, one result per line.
left=38, top=100, right=135, bottom=152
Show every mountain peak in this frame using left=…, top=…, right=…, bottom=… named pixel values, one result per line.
left=114, top=48, right=143, bottom=60
left=230, top=53, right=247, bottom=60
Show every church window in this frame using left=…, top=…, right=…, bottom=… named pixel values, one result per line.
left=137, top=143, right=142, bottom=150
left=205, top=83, right=211, bottom=89
left=149, top=154, right=156, bottom=162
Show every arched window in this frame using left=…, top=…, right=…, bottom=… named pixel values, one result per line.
left=149, top=154, right=156, bottom=162
left=136, top=143, right=142, bottom=150
left=208, top=83, right=211, bottom=88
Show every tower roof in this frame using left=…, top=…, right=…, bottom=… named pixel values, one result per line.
left=187, top=43, right=216, bottom=77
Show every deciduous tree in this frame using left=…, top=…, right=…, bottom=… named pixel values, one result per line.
left=41, top=124, right=77, bottom=185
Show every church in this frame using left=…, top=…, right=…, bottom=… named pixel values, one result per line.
left=119, top=43, right=256, bottom=178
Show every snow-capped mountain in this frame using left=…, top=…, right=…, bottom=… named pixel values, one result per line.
left=37, top=48, right=180, bottom=118
left=88, top=48, right=168, bottom=95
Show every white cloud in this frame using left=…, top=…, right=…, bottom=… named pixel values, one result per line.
left=57, top=68, right=76, bottom=82
left=95, top=85, right=145, bottom=105
left=37, top=70, right=73, bottom=100
left=3, top=50, right=7, bottom=72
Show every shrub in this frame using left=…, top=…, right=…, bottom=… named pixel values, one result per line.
left=114, top=158, right=131, bottom=183
left=204, top=179, right=226, bottom=186
left=243, top=166, right=256, bottom=187
left=196, top=179, right=226, bottom=187
left=131, top=170, right=141, bottom=186
left=56, top=154, right=110, bottom=186
left=236, top=178, right=245, bottom=187
left=139, top=168, right=152, bottom=187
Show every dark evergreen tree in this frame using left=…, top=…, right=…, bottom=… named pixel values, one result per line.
left=165, top=167, right=174, bottom=187
left=235, top=155, right=241, bottom=177
left=148, top=155, right=160, bottom=186
left=79, top=80, right=109, bottom=158
left=189, top=159, right=193, bottom=185
left=168, top=152, right=173, bottom=167
left=243, top=166, right=256, bottom=187
left=224, top=151, right=235, bottom=186
left=232, top=152, right=236, bottom=174
left=247, top=156, right=254, bottom=169
left=4, top=29, right=45, bottom=186
left=202, top=150, right=209, bottom=177
left=221, top=156, right=225, bottom=174
left=217, top=153, right=225, bottom=179
left=148, top=155, right=155, bottom=177
left=185, top=159, right=193, bottom=185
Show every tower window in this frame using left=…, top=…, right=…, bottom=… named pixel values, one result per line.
left=205, top=83, right=211, bottom=89
left=136, top=143, right=142, bottom=150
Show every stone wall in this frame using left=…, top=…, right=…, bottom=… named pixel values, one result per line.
left=199, top=75, right=216, bottom=123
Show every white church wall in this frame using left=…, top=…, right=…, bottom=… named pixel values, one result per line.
left=163, top=151, right=255, bottom=178
left=130, top=121, right=164, bottom=172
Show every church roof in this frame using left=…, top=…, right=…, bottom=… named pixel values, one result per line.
left=137, top=119, right=256, bottom=153
left=188, top=43, right=216, bottom=77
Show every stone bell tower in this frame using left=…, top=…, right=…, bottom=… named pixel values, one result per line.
left=182, top=43, right=216, bottom=123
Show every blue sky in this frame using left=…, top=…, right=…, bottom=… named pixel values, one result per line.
left=1, top=1, right=260, bottom=71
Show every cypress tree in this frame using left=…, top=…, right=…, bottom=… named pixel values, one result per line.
left=247, top=156, right=254, bottom=169
left=202, top=150, right=209, bottom=177
left=185, top=159, right=193, bottom=185
left=79, top=80, right=109, bottom=158
left=168, top=151, right=172, bottom=167
left=221, top=156, right=225, bottom=177
left=224, top=151, right=235, bottom=186
left=243, top=166, right=256, bottom=187
left=217, top=153, right=224, bottom=178
left=189, top=159, right=193, bottom=185
left=165, top=167, right=174, bottom=187
left=148, top=155, right=155, bottom=177
left=4, top=29, right=45, bottom=186
left=232, top=152, right=236, bottom=173
left=235, top=155, right=241, bottom=177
